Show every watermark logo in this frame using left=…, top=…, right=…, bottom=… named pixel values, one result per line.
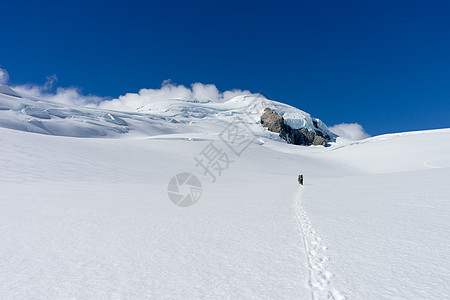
left=167, top=173, right=202, bottom=207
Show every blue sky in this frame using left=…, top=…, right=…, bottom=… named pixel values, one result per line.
left=1, top=0, right=449, bottom=135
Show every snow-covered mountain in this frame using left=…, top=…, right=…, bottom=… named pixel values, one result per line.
left=0, top=86, right=334, bottom=141
left=1, top=86, right=449, bottom=299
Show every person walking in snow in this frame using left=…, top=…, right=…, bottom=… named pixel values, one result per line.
left=298, top=174, right=303, bottom=185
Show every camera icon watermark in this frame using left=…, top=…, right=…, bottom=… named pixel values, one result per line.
left=167, top=173, right=202, bottom=207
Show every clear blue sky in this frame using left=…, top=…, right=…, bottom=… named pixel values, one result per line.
left=1, top=0, right=449, bottom=135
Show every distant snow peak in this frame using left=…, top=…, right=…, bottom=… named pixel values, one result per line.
left=0, top=88, right=336, bottom=142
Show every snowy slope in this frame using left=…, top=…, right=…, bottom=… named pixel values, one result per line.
left=1, top=87, right=449, bottom=299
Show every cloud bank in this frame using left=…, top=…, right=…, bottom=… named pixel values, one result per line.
left=12, top=84, right=104, bottom=107
left=98, top=81, right=252, bottom=111
left=329, top=123, right=370, bottom=140
left=1, top=67, right=252, bottom=110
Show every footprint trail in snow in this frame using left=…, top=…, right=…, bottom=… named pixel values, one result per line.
left=294, top=188, right=346, bottom=300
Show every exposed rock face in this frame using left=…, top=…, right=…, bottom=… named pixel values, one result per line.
left=260, top=107, right=286, bottom=136
left=313, top=135, right=326, bottom=146
left=261, top=108, right=328, bottom=146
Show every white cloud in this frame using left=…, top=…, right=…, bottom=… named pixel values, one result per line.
left=14, top=80, right=251, bottom=111
left=0, top=67, right=101, bottom=106
left=98, top=81, right=252, bottom=112
left=43, top=74, right=58, bottom=90
left=329, top=123, right=370, bottom=140
left=12, top=84, right=104, bottom=106
left=1, top=66, right=252, bottom=110
left=0, top=67, right=9, bottom=85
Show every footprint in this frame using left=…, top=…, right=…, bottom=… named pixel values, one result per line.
left=294, top=189, right=346, bottom=299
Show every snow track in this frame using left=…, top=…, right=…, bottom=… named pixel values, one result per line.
left=294, top=188, right=345, bottom=300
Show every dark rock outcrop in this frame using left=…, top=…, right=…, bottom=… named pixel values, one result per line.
left=261, top=108, right=328, bottom=146
left=260, top=107, right=286, bottom=136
